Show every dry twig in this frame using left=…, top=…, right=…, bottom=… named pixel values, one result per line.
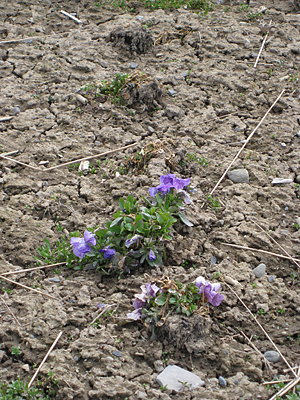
left=89, top=304, right=116, bottom=326
left=201, top=89, right=285, bottom=208
left=224, top=282, right=297, bottom=378
left=60, top=10, right=82, bottom=24
left=251, top=219, right=300, bottom=270
left=28, top=331, right=63, bottom=388
left=0, top=295, right=21, bottom=326
left=0, top=143, right=138, bottom=172
left=222, top=243, right=300, bottom=263
left=2, top=261, right=68, bottom=276
left=0, top=275, right=58, bottom=300
left=254, top=33, right=268, bottom=69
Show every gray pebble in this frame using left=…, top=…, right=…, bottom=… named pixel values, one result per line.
left=210, top=256, right=217, bottom=266
left=24, top=39, right=32, bottom=44
left=74, top=356, right=79, bottom=362
left=48, top=277, right=60, bottom=283
left=112, top=350, right=122, bottom=357
left=268, top=275, right=275, bottom=283
left=13, top=106, right=20, bottom=115
left=182, top=71, right=189, bottom=77
left=253, top=263, right=266, bottom=278
left=234, top=380, right=239, bottom=385
left=136, top=15, right=144, bottom=21
left=227, top=168, right=249, bottom=184
left=284, top=207, right=288, bottom=211
left=168, top=89, right=177, bottom=96
left=129, top=62, right=138, bottom=69
left=264, top=350, right=280, bottom=363
left=281, top=143, right=286, bottom=147
left=94, top=141, right=100, bottom=146
left=148, top=126, right=155, bottom=133
left=219, top=376, right=227, bottom=387
left=70, top=299, right=75, bottom=303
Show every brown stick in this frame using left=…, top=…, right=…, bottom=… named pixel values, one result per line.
left=0, top=143, right=138, bottom=172
left=0, top=295, right=21, bottom=326
left=222, top=243, right=300, bottom=263
left=224, top=282, right=297, bottom=378
left=201, top=89, right=285, bottom=208
left=28, top=331, right=63, bottom=388
left=2, top=261, right=68, bottom=276
left=263, top=379, right=292, bottom=385
left=251, top=219, right=300, bottom=270
left=0, top=275, right=58, bottom=300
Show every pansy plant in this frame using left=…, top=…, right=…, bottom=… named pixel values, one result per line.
left=127, top=276, right=224, bottom=333
left=36, top=174, right=194, bottom=274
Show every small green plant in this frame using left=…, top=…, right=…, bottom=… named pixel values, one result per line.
left=237, top=2, right=249, bottom=11
left=144, top=0, right=213, bottom=12
left=257, top=309, right=266, bottom=315
left=160, top=384, right=168, bottom=392
left=181, top=259, right=189, bottom=269
left=185, top=153, right=208, bottom=167
left=248, top=12, right=263, bottom=20
left=289, top=73, right=299, bottom=82
left=11, top=346, right=21, bottom=356
left=250, top=282, right=257, bottom=288
left=0, top=377, right=54, bottom=400
left=276, top=308, right=285, bottom=314
left=89, top=163, right=97, bottom=174
left=206, top=195, right=220, bottom=211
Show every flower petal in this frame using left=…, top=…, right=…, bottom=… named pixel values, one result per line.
left=127, top=308, right=142, bottom=320
left=84, top=230, right=96, bottom=246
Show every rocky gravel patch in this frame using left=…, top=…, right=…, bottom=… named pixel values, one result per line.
left=1, top=0, right=300, bottom=399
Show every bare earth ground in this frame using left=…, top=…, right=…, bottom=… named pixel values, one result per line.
left=1, top=0, right=300, bottom=399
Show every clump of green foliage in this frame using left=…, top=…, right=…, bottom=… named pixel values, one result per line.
left=144, top=0, right=213, bottom=12
left=0, top=377, right=55, bottom=400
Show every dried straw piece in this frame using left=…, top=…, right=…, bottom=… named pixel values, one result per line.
left=0, top=143, right=138, bottom=172
left=28, top=331, right=63, bottom=388
left=2, top=261, right=68, bottom=276
left=240, top=330, right=273, bottom=373
left=251, top=219, right=300, bottom=270
left=201, top=89, right=285, bottom=208
left=0, top=116, right=13, bottom=122
left=268, top=376, right=300, bottom=400
left=224, top=282, right=297, bottom=378
left=0, top=295, right=21, bottom=326
left=222, top=243, right=300, bottom=263
left=254, top=33, right=268, bottom=69
left=89, top=304, right=116, bottom=326
left=263, top=379, right=292, bottom=385
left=0, top=275, right=58, bottom=300
left=60, top=10, right=82, bottom=24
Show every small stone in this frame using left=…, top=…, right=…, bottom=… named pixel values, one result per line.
left=95, top=141, right=100, bottom=146
left=22, top=364, right=30, bottom=372
left=13, top=106, right=20, bottom=115
left=24, top=39, right=32, bottom=44
left=112, top=350, right=122, bottom=357
left=39, top=160, right=49, bottom=165
left=253, top=263, right=266, bottom=278
left=168, top=89, right=177, bottom=96
left=79, top=160, right=89, bottom=172
left=148, top=126, right=155, bottom=133
left=156, top=365, right=204, bottom=393
left=219, top=376, right=227, bottom=387
left=281, top=143, right=286, bottom=147
left=234, top=380, right=239, bottom=385
left=227, top=169, right=249, bottom=184
left=154, top=360, right=164, bottom=372
left=75, top=94, right=88, bottom=105
left=129, top=62, right=138, bottom=69
left=271, top=178, right=293, bottom=184
left=74, top=356, right=79, bottom=361
left=296, top=131, right=300, bottom=138
left=182, top=71, right=189, bottom=77
left=284, top=207, right=288, bottom=211
left=48, top=277, right=60, bottom=283
left=136, top=15, right=144, bottom=21
left=268, top=275, right=275, bottom=283
left=210, top=256, right=217, bottom=266
left=264, top=351, right=281, bottom=363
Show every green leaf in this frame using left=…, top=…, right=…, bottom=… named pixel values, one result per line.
left=119, top=197, right=125, bottom=210
left=126, top=194, right=134, bottom=205
left=124, top=223, right=134, bottom=231
left=96, top=229, right=108, bottom=238
left=135, top=214, right=143, bottom=222
left=109, top=225, right=121, bottom=234
left=155, top=295, right=167, bottom=306
left=110, top=217, right=123, bottom=227
left=124, top=202, right=131, bottom=213
left=164, top=233, right=172, bottom=240
left=178, top=212, right=194, bottom=227
left=141, top=212, right=151, bottom=221
left=169, top=296, right=177, bottom=304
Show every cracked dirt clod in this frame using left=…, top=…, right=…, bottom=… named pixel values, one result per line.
left=107, top=26, right=154, bottom=54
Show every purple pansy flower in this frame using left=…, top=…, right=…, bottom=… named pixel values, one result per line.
left=149, top=174, right=190, bottom=197
left=148, top=249, right=156, bottom=261
left=195, top=276, right=224, bottom=307
left=70, top=230, right=96, bottom=259
left=99, top=246, right=116, bottom=259
left=127, top=282, right=162, bottom=320
left=125, top=235, right=143, bottom=248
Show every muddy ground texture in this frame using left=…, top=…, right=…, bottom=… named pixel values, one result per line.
left=1, top=0, right=300, bottom=399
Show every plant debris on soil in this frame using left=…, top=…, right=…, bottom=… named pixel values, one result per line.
left=1, top=0, right=300, bottom=399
